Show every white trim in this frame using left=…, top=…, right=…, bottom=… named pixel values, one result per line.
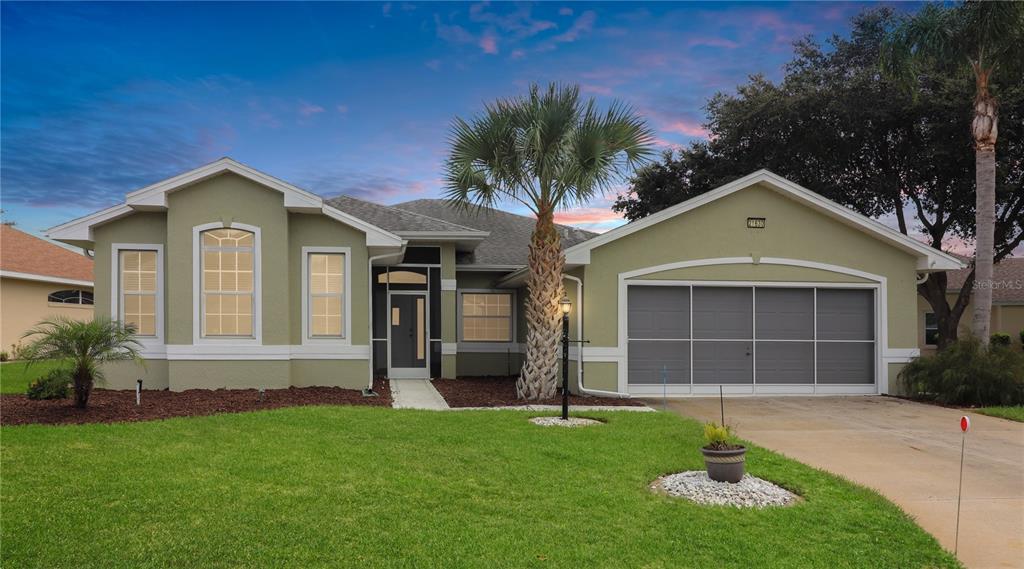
left=456, top=342, right=525, bottom=353
left=162, top=344, right=370, bottom=361
left=564, top=169, right=964, bottom=271
left=48, top=158, right=404, bottom=248
left=441, top=342, right=458, bottom=355
left=110, top=243, right=165, bottom=350
left=456, top=288, right=517, bottom=343
left=301, top=246, right=352, bottom=345
left=614, top=257, right=889, bottom=397
left=192, top=222, right=262, bottom=346
left=883, top=348, right=920, bottom=362
left=441, top=279, right=457, bottom=291
left=0, top=270, right=93, bottom=288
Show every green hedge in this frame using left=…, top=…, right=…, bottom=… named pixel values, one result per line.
left=900, top=336, right=1024, bottom=406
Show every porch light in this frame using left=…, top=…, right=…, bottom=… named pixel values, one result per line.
left=560, top=295, right=572, bottom=315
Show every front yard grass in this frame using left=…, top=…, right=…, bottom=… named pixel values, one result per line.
left=1, top=407, right=958, bottom=568
left=0, top=360, right=66, bottom=394
left=975, top=406, right=1024, bottom=422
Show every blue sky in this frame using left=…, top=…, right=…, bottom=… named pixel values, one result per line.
left=2, top=1, right=895, bottom=237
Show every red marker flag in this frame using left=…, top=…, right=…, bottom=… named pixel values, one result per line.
left=960, top=416, right=970, bottom=433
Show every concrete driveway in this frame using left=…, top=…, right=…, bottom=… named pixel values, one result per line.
left=660, top=396, right=1023, bottom=569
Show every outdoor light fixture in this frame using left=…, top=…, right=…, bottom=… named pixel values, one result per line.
left=560, top=295, right=572, bottom=420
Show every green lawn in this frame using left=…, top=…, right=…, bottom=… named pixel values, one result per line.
left=975, top=406, right=1024, bottom=422
left=1, top=407, right=957, bottom=568
left=0, top=360, right=67, bottom=394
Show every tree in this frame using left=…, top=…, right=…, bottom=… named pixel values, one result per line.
left=881, top=1, right=1024, bottom=345
left=445, top=83, right=653, bottom=399
left=614, top=8, right=1023, bottom=349
left=21, top=317, right=142, bottom=408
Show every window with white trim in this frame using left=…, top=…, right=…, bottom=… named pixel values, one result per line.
left=308, top=252, right=345, bottom=337
left=119, top=250, right=158, bottom=336
left=48, top=289, right=94, bottom=305
left=461, top=292, right=512, bottom=341
left=201, top=228, right=254, bottom=337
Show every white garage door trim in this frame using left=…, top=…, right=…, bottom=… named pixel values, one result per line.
left=602, top=257, right=892, bottom=396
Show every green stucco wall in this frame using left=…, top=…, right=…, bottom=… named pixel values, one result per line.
left=581, top=183, right=919, bottom=349
left=290, top=360, right=368, bottom=389
left=93, top=212, right=169, bottom=327
left=101, top=360, right=169, bottom=390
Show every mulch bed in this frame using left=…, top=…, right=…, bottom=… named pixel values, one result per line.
left=0, top=379, right=391, bottom=426
left=432, top=376, right=645, bottom=408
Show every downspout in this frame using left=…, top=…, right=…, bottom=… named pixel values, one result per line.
left=563, top=274, right=631, bottom=398
left=367, top=244, right=407, bottom=391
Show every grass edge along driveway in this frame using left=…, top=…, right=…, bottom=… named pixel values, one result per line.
left=1, top=407, right=960, bottom=568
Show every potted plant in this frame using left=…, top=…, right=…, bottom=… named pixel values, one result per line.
left=701, top=422, right=746, bottom=483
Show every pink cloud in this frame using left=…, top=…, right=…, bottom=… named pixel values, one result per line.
left=554, top=207, right=624, bottom=226
left=559, top=7, right=573, bottom=16
left=552, top=10, right=595, bottom=43
left=298, top=101, right=324, bottom=117
left=662, top=119, right=707, bottom=138
left=509, top=49, right=526, bottom=60
left=687, top=36, right=740, bottom=49
left=336, top=104, right=349, bottom=114
left=424, top=59, right=442, bottom=71
left=479, top=32, right=498, bottom=54
left=580, top=83, right=613, bottom=96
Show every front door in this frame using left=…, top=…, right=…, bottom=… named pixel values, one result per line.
left=389, top=292, right=428, bottom=378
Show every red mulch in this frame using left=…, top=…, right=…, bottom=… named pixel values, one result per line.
left=432, top=376, right=644, bottom=408
left=0, top=379, right=391, bottom=426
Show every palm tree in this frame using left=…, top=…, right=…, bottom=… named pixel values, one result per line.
left=444, top=83, right=653, bottom=399
left=22, top=317, right=142, bottom=408
left=881, top=1, right=1024, bottom=345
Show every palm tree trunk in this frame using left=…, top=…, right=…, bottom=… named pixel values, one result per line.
left=971, top=70, right=998, bottom=345
left=518, top=208, right=564, bottom=400
left=73, top=369, right=91, bottom=408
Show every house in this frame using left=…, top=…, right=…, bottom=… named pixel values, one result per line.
left=0, top=224, right=95, bottom=350
left=918, top=257, right=1024, bottom=352
left=47, top=158, right=963, bottom=395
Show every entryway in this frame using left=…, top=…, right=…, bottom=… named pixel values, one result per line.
left=388, top=292, right=428, bottom=379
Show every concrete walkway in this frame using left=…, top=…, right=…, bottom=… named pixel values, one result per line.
left=389, top=379, right=449, bottom=410
left=658, top=396, right=1023, bottom=569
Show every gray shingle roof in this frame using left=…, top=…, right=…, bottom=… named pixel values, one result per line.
left=946, top=256, right=1024, bottom=303
left=393, top=199, right=598, bottom=267
left=325, top=195, right=484, bottom=234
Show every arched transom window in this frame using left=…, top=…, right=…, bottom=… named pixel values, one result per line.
left=201, top=228, right=254, bottom=337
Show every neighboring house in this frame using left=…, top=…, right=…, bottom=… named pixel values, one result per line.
left=0, top=224, right=95, bottom=350
left=47, top=158, right=962, bottom=395
left=918, top=257, right=1024, bottom=352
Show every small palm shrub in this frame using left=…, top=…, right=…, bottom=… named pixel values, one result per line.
left=1020, top=329, right=1024, bottom=348
left=703, top=422, right=742, bottom=451
left=900, top=336, right=1024, bottom=406
left=21, top=317, right=142, bottom=408
left=27, top=368, right=72, bottom=400
left=0, top=351, right=8, bottom=362
left=991, top=333, right=1012, bottom=347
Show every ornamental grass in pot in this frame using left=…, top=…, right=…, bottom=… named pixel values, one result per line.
left=701, top=422, right=746, bottom=483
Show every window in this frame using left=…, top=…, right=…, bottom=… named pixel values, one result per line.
left=924, top=313, right=939, bottom=346
left=308, top=252, right=344, bottom=337
left=48, top=289, right=93, bottom=305
left=120, top=250, right=158, bottom=336
left=201, top=228, right=254, bottom=337
left=461, top=292, right=512, bottom=342
left=377, top=270, right=427, bottom=285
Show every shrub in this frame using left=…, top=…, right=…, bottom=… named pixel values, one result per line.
left=703, top=422, right=742, bottom=450
left=900, top=336, right=1024, bottom=406
left=991, top=333, right=1012, bottom=347
left=1020, top=329, right=1024, bottom=347
left=0, top=351, right=8, bottom=362
left=26, top=368, right=72, bottom=400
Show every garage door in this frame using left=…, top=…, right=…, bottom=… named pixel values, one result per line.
left=627, top=285, right=875, bottom=393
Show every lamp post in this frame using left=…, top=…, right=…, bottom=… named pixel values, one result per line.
left=560, top=295, right=571, bottom=421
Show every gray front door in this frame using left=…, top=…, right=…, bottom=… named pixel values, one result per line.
left=389, top=293, right=427, bottom=378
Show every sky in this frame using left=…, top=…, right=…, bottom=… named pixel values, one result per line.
left=2, top=1, right=903, bottom=239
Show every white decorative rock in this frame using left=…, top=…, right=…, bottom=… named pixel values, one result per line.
left=652, top=471, right=798, bottom=508
left=529, top=416, right=602, bottom=427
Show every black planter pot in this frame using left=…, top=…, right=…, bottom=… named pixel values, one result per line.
left=702, top=446, right=747, bottom=483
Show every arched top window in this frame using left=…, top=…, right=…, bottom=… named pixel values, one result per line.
left=201, top=228, right=254, bottom=337
left=377, top=270, right=427, bottom=285
left=48, top=289, right=94, bottom=305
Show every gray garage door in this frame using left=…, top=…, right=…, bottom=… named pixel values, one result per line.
left=627, top=285, right=875, bottom=390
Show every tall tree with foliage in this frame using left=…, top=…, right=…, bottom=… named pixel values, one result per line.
left=614, top=8, right=1023, bottom=349
left=445, top=84, right=653, bottom=399
left=21, top=317, right=142, bottom=408
left=882, top=1, right=1024, bottom=345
